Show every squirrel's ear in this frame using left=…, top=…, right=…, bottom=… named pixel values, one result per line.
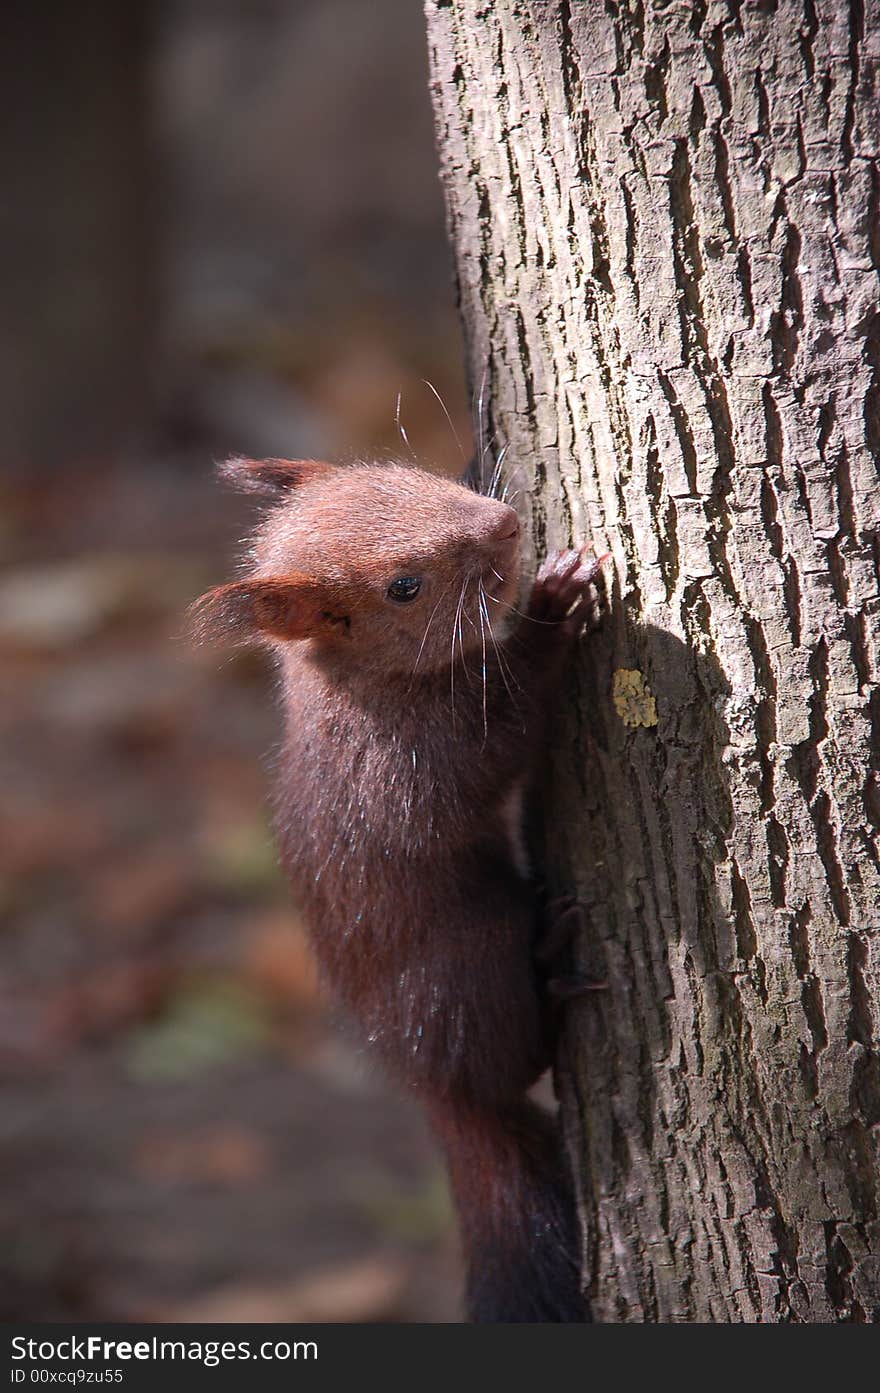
left=192, top=575, right=349, bottom=644
left=218, top=457, right=336, bottom=496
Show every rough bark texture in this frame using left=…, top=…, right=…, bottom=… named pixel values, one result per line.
left=425, top=0, right=880, bottom=1322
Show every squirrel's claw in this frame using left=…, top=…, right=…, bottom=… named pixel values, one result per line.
left=528, top=547, right=609, bottom=629
left=546, top=973, right=609, bottom=999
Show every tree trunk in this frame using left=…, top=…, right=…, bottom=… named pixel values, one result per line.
left=0, top=3, right=156, bottom=474
left=425, top=0, right=880, bottom=1322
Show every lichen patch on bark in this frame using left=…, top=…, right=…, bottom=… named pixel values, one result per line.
left=613, top=668, right=659, bottom=728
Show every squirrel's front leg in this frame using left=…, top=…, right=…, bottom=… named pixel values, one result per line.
left=501, top=547, right=608, bottom=990
left=462, top=545, right=606, bottom=798
left=502, top=546, right=607, bottom=693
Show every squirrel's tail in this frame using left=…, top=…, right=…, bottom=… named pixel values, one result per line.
left=428, top=1096, right=588, bottom=1323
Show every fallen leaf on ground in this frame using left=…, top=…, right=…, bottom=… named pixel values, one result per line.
left=157, top=1255, right=410, bottom=1323
left=133, top=1125, right=273, bottom=1185
left=241, top=910, right=322, bottom=1006
left=0, top=555, right=202, bottom=649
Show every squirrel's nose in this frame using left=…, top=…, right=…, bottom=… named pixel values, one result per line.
left=492, top=509, right=520, bottom=543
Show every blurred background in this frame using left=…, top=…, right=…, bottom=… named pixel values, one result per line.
left=0, top=0, right=474, bottom=1322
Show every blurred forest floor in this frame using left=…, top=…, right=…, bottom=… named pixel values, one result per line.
left=0, top=0, right=474, bottom=1323
left=0, top=439, right=464, bottom=1323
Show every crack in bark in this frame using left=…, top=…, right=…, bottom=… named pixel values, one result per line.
left=771, top=217, right=803, bottom=377
left=841, top=0, right=864, bottom=165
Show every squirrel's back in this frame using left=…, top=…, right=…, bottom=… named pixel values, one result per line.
left=272, top=649, right=546, bottom=1105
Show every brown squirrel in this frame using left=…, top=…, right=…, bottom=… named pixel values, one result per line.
left=195, top=455, right=605, bottom=1322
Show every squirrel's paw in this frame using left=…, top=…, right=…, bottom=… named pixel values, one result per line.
left=538, top=896, right=608, bottom=999
left=528, top=547, right=608, bottom=630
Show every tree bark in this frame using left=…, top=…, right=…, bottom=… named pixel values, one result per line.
left=425, top=0, right=880, bottom=1322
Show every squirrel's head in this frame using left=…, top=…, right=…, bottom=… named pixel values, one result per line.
left=193, top=457, right=521, bottom=675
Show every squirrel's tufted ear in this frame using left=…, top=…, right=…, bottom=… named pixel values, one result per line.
left=191, top=574, right=351, bottom=645
left=218, top=457, right=336, bottom=497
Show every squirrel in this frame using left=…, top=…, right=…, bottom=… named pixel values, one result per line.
left=194, top=454, right=605, bottom=1322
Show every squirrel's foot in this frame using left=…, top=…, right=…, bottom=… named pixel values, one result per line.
left=538, top=896, right=607, bottom=998
left=535, top=896, right=584, bottom=964
left=528, top=547, right=609, bottom=633
left=547, top=973, right=609, bottom=999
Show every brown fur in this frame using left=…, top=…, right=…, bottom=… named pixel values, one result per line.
left=195, top=456, right=603, bottom=1321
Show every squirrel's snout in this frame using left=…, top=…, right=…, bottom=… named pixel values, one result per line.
left=488, top=507, right=520, bottom=546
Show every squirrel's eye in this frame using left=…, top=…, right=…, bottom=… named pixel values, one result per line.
left=387, top=577, right=421, bottom=603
